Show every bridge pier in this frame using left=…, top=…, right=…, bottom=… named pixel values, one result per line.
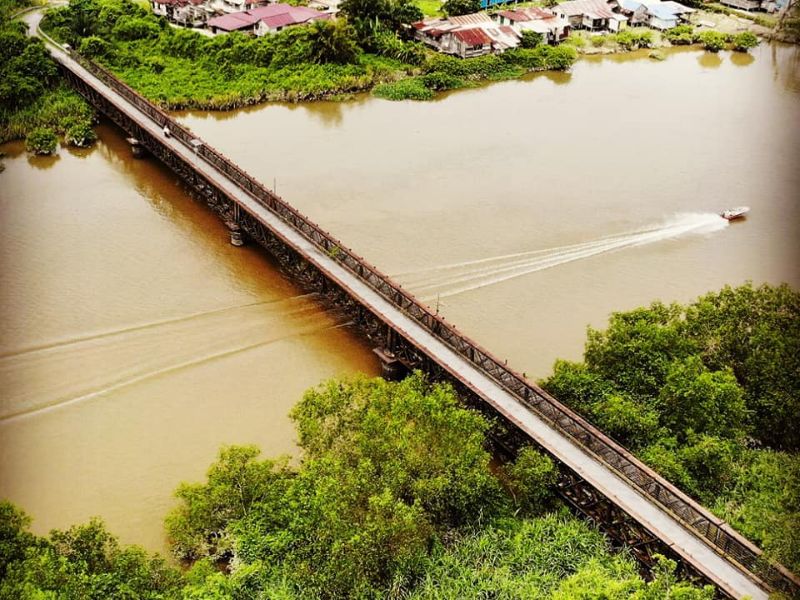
left=372, top=347, right=408, bottom=381
left=225, top=220, right=245, bottom=247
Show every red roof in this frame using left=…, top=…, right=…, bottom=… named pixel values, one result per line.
left=453, top=28, right=491, bottom=46
left=208, top=3, right=328, bottom=32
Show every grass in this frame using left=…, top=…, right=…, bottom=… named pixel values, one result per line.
left=0, top=84, right=96, bottom=144
left=414, top=0, right=442, bottom=17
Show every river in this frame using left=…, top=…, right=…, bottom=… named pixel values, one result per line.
left=1, top=43, right=798, bottom=554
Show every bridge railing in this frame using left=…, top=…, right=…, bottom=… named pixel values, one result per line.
left=66, top=52, right=798, bottom=597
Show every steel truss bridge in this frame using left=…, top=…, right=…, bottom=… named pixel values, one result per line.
left=28, top=13, right=799, bottom=599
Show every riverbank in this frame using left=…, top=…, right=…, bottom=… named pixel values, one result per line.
left=0, top=1, right=97, bottom=149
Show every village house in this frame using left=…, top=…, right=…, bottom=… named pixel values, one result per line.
left=554, top=0, right=628, bottom=31
left=413, top=12, right=520, bottom=58
left=150, top=0, right=211, bottom=27
left=207, top=3, right=331, bottom=35
left=492, top=7, right=570, bottom=44
left=617, top=0, right=694, bottom=29
left=718, top=0, right=764, bottom=9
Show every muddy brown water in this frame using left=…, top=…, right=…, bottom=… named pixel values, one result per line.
left=1, top=44, right=798, bottom=553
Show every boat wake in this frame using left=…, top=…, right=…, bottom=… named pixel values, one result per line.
left=396, top=213, right=728, bottom=300
left=0, top=296, right=345, bottom=423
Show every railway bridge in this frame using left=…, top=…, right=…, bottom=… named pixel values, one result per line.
left=25, top=11, right=799, bottom=599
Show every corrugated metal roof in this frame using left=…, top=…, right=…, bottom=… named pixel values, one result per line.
left=453, top=27, right=492, bottom=45
left=209, top=3, right=327, bottom=31
left=558, top=0, right=616, bottom=18
left=450, top=12, right=493, bottom=26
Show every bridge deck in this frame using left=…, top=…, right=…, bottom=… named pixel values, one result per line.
left=26, top=11, right=772, bottom=599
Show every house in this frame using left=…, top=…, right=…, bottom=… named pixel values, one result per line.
left=493, top=7, right=570, bottom=44
left=211, top=0, right=267, bottom=14
left=413, top=12, right=521, bottom=57
left=617, top=0, right=694, bottom=29
left=443, top=27, right=493, bottom=58
left=554, top=0, right=628, bottom=31
left=718, top=0, right=764, bottom=10
left=207, top=3, right=331, bottom=34
left=150, top=0, right=210, bottom=26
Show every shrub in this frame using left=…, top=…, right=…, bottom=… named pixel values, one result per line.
left=25, top=127, right=58, bottom=155
left=591, top=34, right=606, bottom=47
left=698, top=30, right=727, bottom=52
left=373, top=76, right=434, bottom=100
left=78, top=35, right=112, bottom=59
left=665, top=23, right=694, bottom=44
left=111, top=16, right=160, bottom=41
left=65, top=119, right=97, bottom=147
left=520, top=30, right=543, bottom=49
left=731, top=31, right=758, bottom=51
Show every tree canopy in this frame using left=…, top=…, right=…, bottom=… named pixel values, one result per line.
left=541, top=282, right=800, bottom=572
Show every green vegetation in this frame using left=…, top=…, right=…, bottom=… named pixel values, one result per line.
left=731, top=30, right=759, bottom=51
left=36, top=0, right=579, bottom=107
left=0, top=372, right=723, bottom=597
left=414, top=0, right=442, bottom=17
left=697, top=29, right=727, bottom=52
left=24, top=125, right=57, bottom=153
left=0, top=8, right=94, bottom=148
left=375, top=45, right=577, bottom=100
left=442, top=0, right=480, bottom=17
left=0, top=2, right=97, bottom=148
left=541, top=283, right=800, bottom=572
left=0, top=502, right=183, bottom=599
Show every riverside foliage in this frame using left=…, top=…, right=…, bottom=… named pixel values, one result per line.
left=0, top=0, right=96, bottom=146
left=40, top=0, right=577, bottom=108
left=0, top=373, right=716, bottom=598
left=541, top=283, right=800, bottom=573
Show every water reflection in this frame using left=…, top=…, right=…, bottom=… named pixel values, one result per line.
left=698, top=52, right=723, bottom=69
left=770, top=42, right=800, bottom=93
left=730, top=51, right=755, bottom=68
left=26, top=153, right=61, bottom=170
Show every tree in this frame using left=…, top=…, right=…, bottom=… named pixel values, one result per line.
left=682, top=283, right=800, bottom=449
left=502, top=447, right=558, bottom=514
left=519, top=30, right=543, bottom=49
left=340, top=0, right=423, bottom=33
left=165, top=445, right=292, bottom=561
left=306, top=19, right=361, bottom=65
left=442, top=0, right=481, bottom=17
left=0, top=510, right=183, bottom=600
left=657, top=356, right=748, bottom=442
left=168, top=373, right=509, bottom=597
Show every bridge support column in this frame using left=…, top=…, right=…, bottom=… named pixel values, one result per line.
left=372, top=347, right=408, bottom=381
left=225, top=221, right=245, bottom=247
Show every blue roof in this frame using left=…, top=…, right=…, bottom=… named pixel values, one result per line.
left=618, top=0, right=645, bottom=10
left=648, top=3, right=680, bottom=19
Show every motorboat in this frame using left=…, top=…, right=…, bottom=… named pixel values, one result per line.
left=720, top=207, right=750, bottom=221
